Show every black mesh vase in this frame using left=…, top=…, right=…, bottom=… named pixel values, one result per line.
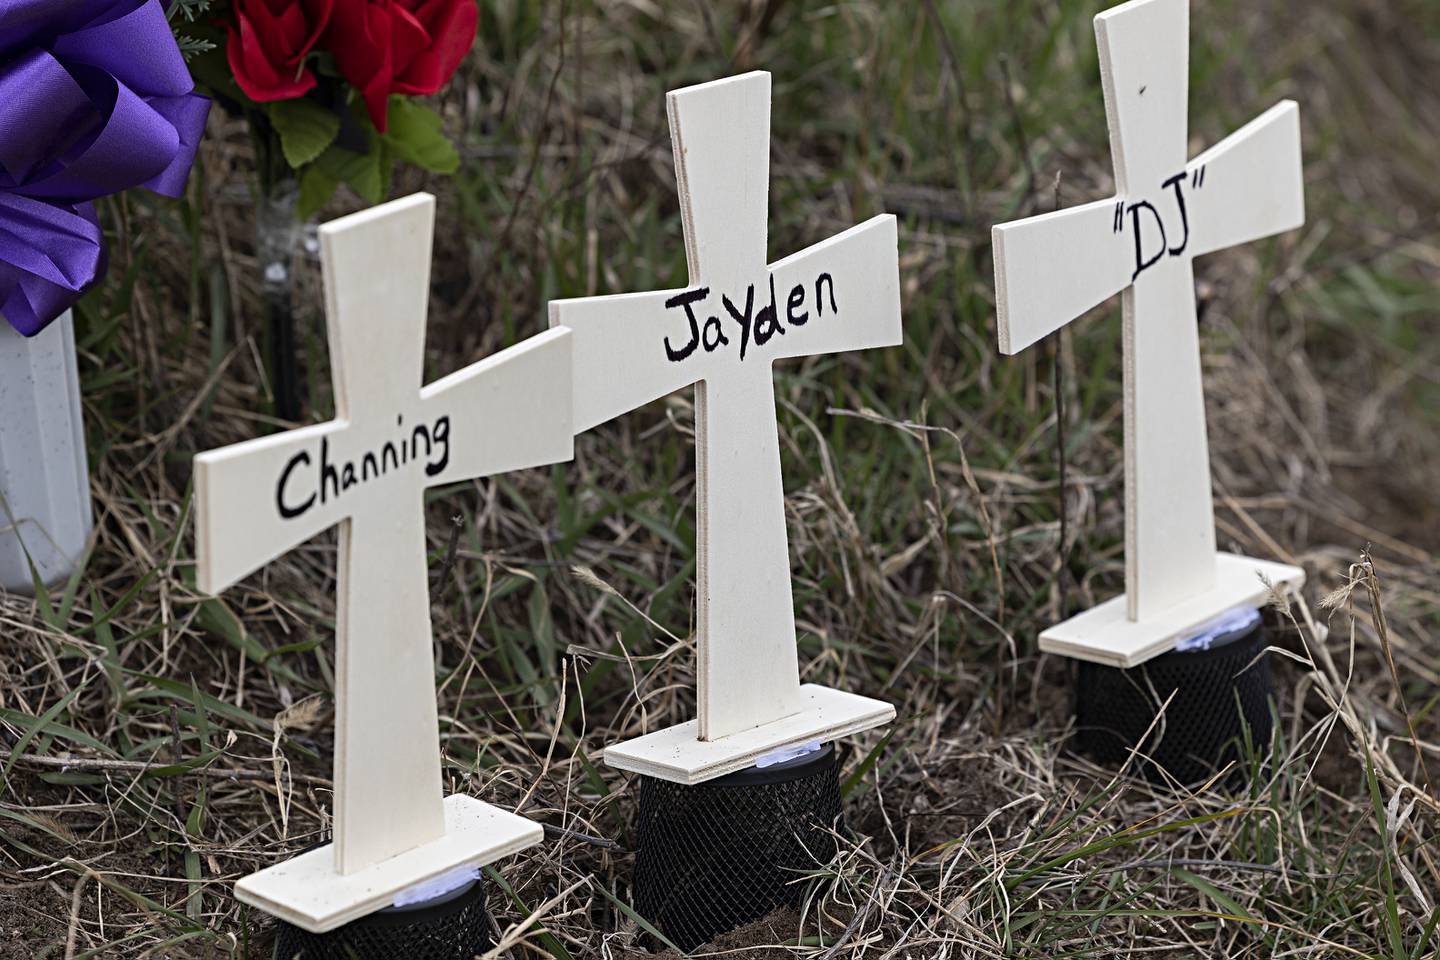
left=1075, top=616, right=1273, bottom=785
left=272, top=876, right=493, bottom=960
left=633, top=743, right=844, bottom=953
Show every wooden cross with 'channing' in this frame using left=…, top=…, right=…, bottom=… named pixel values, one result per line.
left=992, top=0, right=1306, bottom=667
left=194, top=195, right=571, bottom=931
left=552, top=72, right=899, bottom=783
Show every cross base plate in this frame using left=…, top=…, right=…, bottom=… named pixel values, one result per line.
left=604, top=684, right=895, bottom=785
left=1040, top=553, right=1305, bottom=668
left=234, top=795, right=542, bottom=933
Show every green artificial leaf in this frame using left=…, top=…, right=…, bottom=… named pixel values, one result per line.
left=382, top=97, right=460, bottom=174
left=297, top=163, right=339, bottom=221
left=314, top=141, right=384, bottom=204
left=269, top=99, right=342, bottom=168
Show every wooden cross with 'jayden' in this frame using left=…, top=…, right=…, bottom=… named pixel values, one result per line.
left=993, top=0, right=1306, bottom=667
left=194, top=195, right=572, bottom=931
left=552, top=72, right=900, bottom=784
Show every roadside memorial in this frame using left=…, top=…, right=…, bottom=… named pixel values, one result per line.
left=551, top=71, right=902, bottom=949
left=194, top=194, right=572, bottom=957
left=991, top=0, right=1307, bottom=782
left=0, top=0, right=208, bottom=593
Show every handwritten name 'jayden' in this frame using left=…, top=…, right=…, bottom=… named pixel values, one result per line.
left=274, top=414, right=451, bottom=519
left=662, top=272, right=838, bottom=363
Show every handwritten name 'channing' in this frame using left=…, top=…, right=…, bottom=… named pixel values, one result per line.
left=661, top=272, right=837, bottom=363
left=274, top=414, right=451, bottom=520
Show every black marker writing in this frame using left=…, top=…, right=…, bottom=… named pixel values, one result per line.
left=1121, top=167, right=1204, bottom=282
left=276, top=451, right=315, bottom=519
left=1128, top=200, right=1167, bottom=281
left=753, top=275, right=784, bottom=349
left=816, top=273, right=837, bottom=316
left=722, top=284, right=755, bottom=361
left=663, top=288, right=709, bottom=362
left=702, top=313, right=729, bottom=351
left=1161, top=171, right=1190, bottom=256
left=274, top=414, right=452, bottom=520
left=787, top=283, right=808, bottom=325
left=662, top=270, right=836, bottom=364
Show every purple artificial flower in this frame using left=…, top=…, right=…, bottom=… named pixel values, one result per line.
left=0, top=0, right=210, bottom=336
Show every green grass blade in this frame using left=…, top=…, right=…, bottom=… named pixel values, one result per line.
left=3, top=684, right=86, bottom=781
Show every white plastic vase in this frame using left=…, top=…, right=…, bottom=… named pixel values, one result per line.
left=0, top=311, right=92, bottom=594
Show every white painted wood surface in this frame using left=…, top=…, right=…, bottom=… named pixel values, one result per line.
left=551, top=72, right=901, bottom=753
left=194, top=194, right=568, bottom=922
left=234, top=795, right=542, bottom=933
left=991, top=0, right=1305, bottom=662
left=604, top=684, right=895, bottom=785
left=1040, top=554, right=1304, bottom=667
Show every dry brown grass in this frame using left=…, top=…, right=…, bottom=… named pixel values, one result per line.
left=1, top=0, right=1438, bottom=957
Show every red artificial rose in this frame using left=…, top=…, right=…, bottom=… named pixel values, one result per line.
left=321, top=0, right=477, bottom=132
left=227, top=0, right=334, bottom=102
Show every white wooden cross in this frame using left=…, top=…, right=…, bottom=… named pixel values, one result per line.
left=193, top=194, right=570, bottom=931
left=992, top=0, right=1305, bottom=668
left=551, top=72, right=898, bottom=784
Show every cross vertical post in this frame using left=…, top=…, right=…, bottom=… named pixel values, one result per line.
left=1101, top=0, right=1216, bottom=621
left=324, top=192, right=444, bottom=874
left=552, top=72, right=901, bottom=783
left=673, top=73, right=800, bottom=742
left=991, top=0, right=1307, bottom=667
left=193, top=194, right=571, bottom=931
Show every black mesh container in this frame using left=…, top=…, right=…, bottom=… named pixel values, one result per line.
left=634, top=743, right=844, bottom=953
left=1075, top=616, right=1273, bottom=785
left=272, top=876, right=493, bottom=960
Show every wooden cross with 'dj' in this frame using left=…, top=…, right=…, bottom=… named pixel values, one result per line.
left=992, top=0, right=1307, bottom=667
left=194, top=195, right=572, bottom=931
left=552, top=72, right=901, bottom=784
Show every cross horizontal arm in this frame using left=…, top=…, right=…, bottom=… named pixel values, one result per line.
left=993, top=199, right=1133, bottom=354
left=548, top=289, right=696, bottom=433
left=418, top=328, right=574, bottom=484
left=1187, top=101, right=1303, bottom=260
left=194, top=421, right=348, bottom=594
left=766, top=215, right=902, bottom=362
